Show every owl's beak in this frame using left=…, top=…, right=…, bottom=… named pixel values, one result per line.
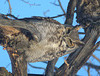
left=74, top=25, right=82, bottom=31
left=74, top=40, right=85, bottom=46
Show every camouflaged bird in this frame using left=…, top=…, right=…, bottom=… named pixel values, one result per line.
left=18, top=17, right=84, bottom=62
left=0, top=15, right=84, bottom=62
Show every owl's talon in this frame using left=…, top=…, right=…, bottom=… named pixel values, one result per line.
left=3, top=48, right=6, bottom=50
left=64, top=60, right=69, bottom=67
left=12, top=53, right=19, bottom=57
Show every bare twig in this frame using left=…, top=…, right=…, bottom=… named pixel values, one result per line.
left=6, top=63, right=11, bottom=68
left=50, top=0, right=59, bottom=6
left=43, top=10, right=50, bottom=17
left=85, top=63, right=100, bottom=70
left=21, top=0, right=40, bottom=6
left=96, top=70, right=100, bottom=75
left=42, top=61, right=48, bottom=64
left=96, top=49, right=100, bottom=51
left=50, top=2, right=59, bottom=6
left=92, top=54, right=100, bottom=62
left=87, top=66, right=91, bottom=76
left=0, top=14, right=9, bottom=19
left=58, top=0, right=66, bottom=14
left=0, top=13, right=18, bottom=20
left=78, top=32, right=85, bottom=34
left=6, top=14, right=18, bottom=19
left=83, top=66, right=87, bottom=72
left=7, top=0, right=12, bottom=14
left=49, top=14, right=65, bottom=18
left=28, top=63, right=45, bottom=70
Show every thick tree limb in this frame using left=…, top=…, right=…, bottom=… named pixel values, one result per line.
left=0, top=67, right=12, bottom=76
left=64, top=0, right=77, bottom=25
left=0, top=67, right=44, bottom=76
left=55, top=26, right=100, bottom=76
left=55, top=0, right=100, bottom=75
left=45, top=58, right=58, bottom=76
left=0, top=17, right=38, bottom=76
left=8, top=51, right=27, bottom=76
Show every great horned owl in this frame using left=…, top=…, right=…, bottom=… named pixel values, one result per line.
left=18, top=17, right=84, bottom=62
left=0, top=16, right=84, bottom=62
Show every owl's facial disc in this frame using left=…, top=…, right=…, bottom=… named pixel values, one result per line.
left=65, top=26, right=84, bottom=48
left=64, top=37, right=75, bottom=48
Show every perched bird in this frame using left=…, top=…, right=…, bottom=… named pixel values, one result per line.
left=0, top=16, right=84, bottom=62
left=18, top=17, right=84, bottom=62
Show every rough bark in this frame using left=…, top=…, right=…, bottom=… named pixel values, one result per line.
left=55, top=0, right=100, bottom=76
left=0, top=67, right=44, bottom=76
left=0, top=19, right=28, bottom=76
left=0, top=0, right=100, bottom=76
left=55, top=26, right=100, bottom=76
left=45, top=58, right=58, bottom=76
left=0, top=67, right=12, bottom=76
left=8, top=51, right=27, bottom=76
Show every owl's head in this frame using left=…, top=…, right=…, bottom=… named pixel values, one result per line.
left=64, top=25, right=84, bottom=48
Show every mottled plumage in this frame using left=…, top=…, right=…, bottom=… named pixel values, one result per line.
left=19, top=17, right=84, bottom=62
left=0, top=16, right=84, bottom=62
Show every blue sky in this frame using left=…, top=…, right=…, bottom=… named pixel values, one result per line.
left=0, top=0, right=100, bottom=75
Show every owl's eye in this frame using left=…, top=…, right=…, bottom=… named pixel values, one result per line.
left=66, top=27, right=72, bottom=34
left=66, top=29, right=70, bottom=34
left=65, top=38, right=75, bottom=48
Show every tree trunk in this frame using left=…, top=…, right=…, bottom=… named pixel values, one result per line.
left=55, top=0, right=100, bottom=75
left=8, top=51, right=27, bottom=76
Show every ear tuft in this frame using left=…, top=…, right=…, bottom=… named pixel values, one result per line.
left=74, top=40, right=85, bottom=46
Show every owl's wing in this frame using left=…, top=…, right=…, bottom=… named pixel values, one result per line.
left=17, top=16, right=63, bottom=42
left=0, top=15, right=63, bottom=42
left=18, top=16, right=61, bottom=25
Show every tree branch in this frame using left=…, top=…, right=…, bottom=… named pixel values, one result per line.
left=55, top=0, right=100, bottom=75
left=87, top=66, right=91, bottom=76
left=64, top=0, right=77, bottom=25
left=58, top=0, right=66, bottom=14
left=85, top=63, right=100, bottom=70
left=28, top=63, right=45, bottom=70
left=49, top=14, right=65, bottom=18
left=21, top=0, right=40, bottom=6
left=92, top=54, right=100, bottom=62
left=45, top=58, right=58, bottom=76
left=55, top=27, right=100, bottom=76
left=0, top=67, right=44, bottom=76
left=7, top=0, right=12, bottom=14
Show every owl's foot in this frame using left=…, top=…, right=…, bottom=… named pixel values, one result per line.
left=64, top=60, right=69, bottom=67
left=3, top=37, right=9, bottom=50
left=3, top=47, right=6, bottom=50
